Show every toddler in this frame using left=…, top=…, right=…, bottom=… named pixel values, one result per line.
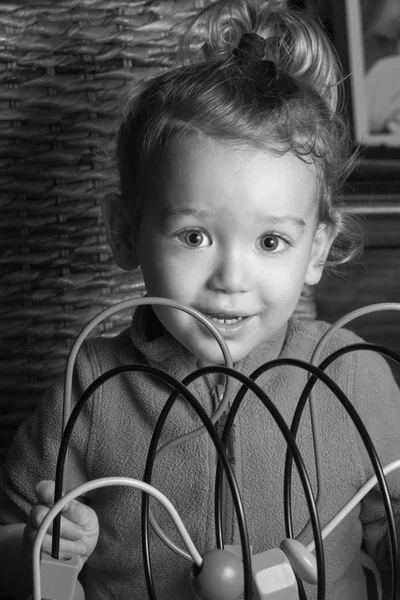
left=1, top=1, right=400, bottom=599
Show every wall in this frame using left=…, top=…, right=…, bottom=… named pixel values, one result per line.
left=316, top=152, right=400, bottom=385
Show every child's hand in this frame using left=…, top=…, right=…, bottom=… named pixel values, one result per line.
left=23, top=480, right=99, bottom=569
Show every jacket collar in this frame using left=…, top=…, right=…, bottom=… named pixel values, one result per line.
left=129, top=303, right=288, bottom=377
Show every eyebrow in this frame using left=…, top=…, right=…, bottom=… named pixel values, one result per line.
left=259, top=215, right=306, bottom=229
left=164, top=208, right=306, bottom=229
left=162, top=208, right=208, bottom=220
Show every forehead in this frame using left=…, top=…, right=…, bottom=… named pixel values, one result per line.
left=139, top=135, right=318, bottom=218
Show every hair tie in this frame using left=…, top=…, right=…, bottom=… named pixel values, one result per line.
left=232, top=33, right=267, bottom=61
left=232, top=34, right=278, bottom=81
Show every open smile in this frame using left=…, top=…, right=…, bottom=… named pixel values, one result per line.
left=202, top=312, right=257, bottom=338
left=205, top=314, right=244, bottom=325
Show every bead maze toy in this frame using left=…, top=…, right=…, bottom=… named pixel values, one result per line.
left=28, top=299, right=400, bottom=600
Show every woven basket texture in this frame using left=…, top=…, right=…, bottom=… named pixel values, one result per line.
left=0, top=0, right=208, bottom=465
left=0, top=0, right=316, bottom=466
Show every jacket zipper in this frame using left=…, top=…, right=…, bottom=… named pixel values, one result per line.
left=197, top=360, right=236, bottom=545
left=215, top=408, right=236, bottom=545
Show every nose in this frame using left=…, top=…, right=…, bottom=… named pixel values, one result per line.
left=207, top=246, right=250, bottom=294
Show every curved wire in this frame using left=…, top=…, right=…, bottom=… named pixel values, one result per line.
left=32, top=477, right=202, bottom=600
left=146, top=360, right=322, bottom=582
left=53, top=365, right=146, bottom=557
left=51, top=364, right=252, bottom=600
left=54, top=359, right=236, bottom=562
left=59, top=297, right=234, bottom=558
left=288, top=343, right=400, bottom=544
left=53, top=299, right=400, bottom=599
left=140, top=366, right=252, bottom=600
left=155, top=364, right=326, bottom=600
left=57, top=297, right=236, bottom=561
left=53, top=362, right=231, bottom=559
left=307, top=459, right=400, bottom=553
left=280, top=346, right=399, bottom=600
left=306, top=303, right=400, bottom=539
left=61, top=298, right=233, bottom=433
left=210, top=357, right=398, bottom=600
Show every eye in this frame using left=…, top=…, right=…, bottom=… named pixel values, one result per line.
left=177, top=229, right=211, bottom=248
left=258, top=234, right=291, bottom=253
left=260, top=235, right=279, bottom=251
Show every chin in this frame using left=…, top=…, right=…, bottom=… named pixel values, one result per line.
left=192, top=341, right=247, bottom=367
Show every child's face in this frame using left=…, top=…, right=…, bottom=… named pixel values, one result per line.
left=135, top=135, right=331, bottom=364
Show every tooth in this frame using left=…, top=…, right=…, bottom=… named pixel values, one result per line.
left=210, top=316, right=243, bottom=324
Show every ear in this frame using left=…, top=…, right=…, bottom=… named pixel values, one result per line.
left=101, top=193, right=140, bottom=271
left=305, top=224, right=336, bottom=286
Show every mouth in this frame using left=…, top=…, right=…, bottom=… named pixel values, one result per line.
left=205, top=314, right=245, bottom=325
left=200, top=311, right=257, bottom=338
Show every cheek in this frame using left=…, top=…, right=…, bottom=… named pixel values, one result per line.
left=139, top=248, right=196, bottom=299
left=141, top=260, right=173, bottom=296
left=138, top=228, right=206, bottom=296
left=258, top=259, right=310, bottom=302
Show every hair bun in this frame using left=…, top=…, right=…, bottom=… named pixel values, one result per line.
left=181, top=0, right=343, bottom=112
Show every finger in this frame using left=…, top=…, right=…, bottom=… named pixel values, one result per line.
left=60, top=498, right=96, bottom=532
left=35, top=531, right=89, bottom=558
left=35, top=480, right=56, bottom=506
left=28, top=504, right=52, bottom=532
left=35, top=480, right=84, bottom=518
left=28, top=504, right=85, bottom=542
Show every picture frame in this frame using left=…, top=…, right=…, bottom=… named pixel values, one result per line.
left=340, top=0, right=400, bottom=148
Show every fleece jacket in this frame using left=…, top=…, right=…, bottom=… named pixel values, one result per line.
left=1, top=306, right=400, bottom=600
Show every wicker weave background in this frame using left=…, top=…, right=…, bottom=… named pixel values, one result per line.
left=0, top=0, right=209, bottom=464
left=0, top=0, right=316, bottom=466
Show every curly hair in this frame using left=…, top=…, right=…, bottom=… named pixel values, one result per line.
left=116, top=0, right=363, bottom=268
